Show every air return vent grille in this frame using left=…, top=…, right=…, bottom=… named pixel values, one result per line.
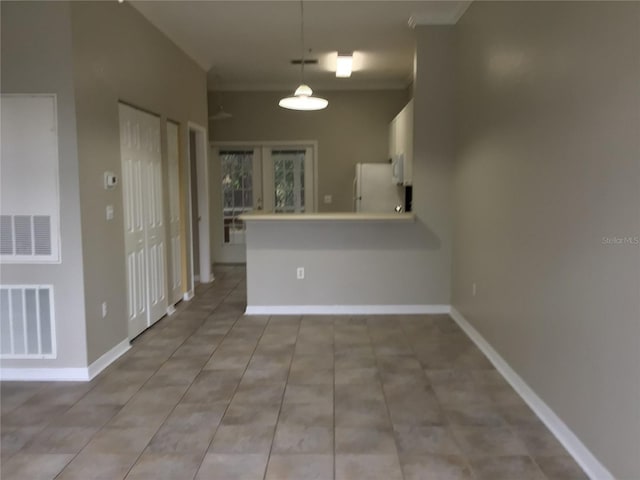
left=0, top=285, right=56, bottom=359
left=1, top=94, right=61, bottom=264
left=290, top=59, right=318, bottom=65
left=0, top=215, right=53, bottom=258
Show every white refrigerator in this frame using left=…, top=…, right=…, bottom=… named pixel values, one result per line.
left=354, top=163, right=403, bottom=213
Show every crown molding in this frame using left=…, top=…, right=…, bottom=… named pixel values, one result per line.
left=209, top=80, right=410, bottom=93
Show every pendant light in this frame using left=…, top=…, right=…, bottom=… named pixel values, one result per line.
left=279, top=0, right=328, bottom=111
left=209, top=105, right=233, bottom=121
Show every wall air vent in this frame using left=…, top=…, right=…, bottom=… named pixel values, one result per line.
left=1, top=94, right=61, bottom=264
left=0, top=215, right=53, bottom=258
left=290, top=59, right=318, bottom=65
left=0, top=285, right=56, bottom=359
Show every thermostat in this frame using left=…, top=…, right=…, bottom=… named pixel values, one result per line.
left=104, top=171, right=118, bottom=190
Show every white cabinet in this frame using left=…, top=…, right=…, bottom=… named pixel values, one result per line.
left=388, top=99, right=414, bottom=186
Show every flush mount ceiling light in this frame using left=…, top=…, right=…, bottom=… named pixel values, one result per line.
left=336, top=53, right=353, bottom=78
left=279, top=0, right=328, bottom=111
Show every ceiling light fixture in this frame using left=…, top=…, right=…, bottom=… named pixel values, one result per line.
left=279, top=0, right=328, bottom=111
left=336, top=53, right=353, bottom=78
left=209, top=105, right=233, bottom=121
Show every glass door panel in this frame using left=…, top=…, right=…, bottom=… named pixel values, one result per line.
left=220, top=150, right=260, bottom=245
left=212, top=143, right=314, bottom=265
left=262, top=146, right=315, bottom=214
left=273, top=150, right=306, bottom=213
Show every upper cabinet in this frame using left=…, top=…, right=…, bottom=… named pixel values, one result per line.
left=388, top=99, right=414, bottom=186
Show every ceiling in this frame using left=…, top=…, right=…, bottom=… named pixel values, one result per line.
left=131, top=1, right=471, bottom=92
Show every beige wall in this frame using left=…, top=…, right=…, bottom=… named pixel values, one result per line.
left=1, top=1, right=88, bottom=368
left=245, top=219, right=446, bottom=308
left=413, top=26, right=456, bottom=306
left=70, top=1, right=208, bottom=362
left=234, top=32, right=455, bottom=307
left=208, top=90, right=408, bottom=213
left=452, top=2, right=640, bottom=477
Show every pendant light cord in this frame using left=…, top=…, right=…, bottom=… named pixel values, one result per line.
left=300, top=0, right=305, bottom=84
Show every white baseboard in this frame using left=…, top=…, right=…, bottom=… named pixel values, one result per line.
left=86, top=338, right=130, bottom=380
left=245, top=304, right=450, bottom=316
left=0, top=339, right=130, bottom=382
left=0, top=367, right=92, bottom=382
left=449, top=307, right=612, bottom=480
left=183, top=290, right=194, bottom=301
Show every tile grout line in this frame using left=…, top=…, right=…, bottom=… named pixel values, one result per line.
left=192, top=316, right=266, bottom=480
left=49, top=302, right=216, bottom=480
left=56, top=268, right=239, bottom=480
left=176, top=269, right=261, bottom=480
left=398, top=314, right=480, bottom=480
left=261, top=314, right=302, bottom=480
left=332, top=316, right=337, bottom=480
left=126, top=270, right=245, bottom=480
left=366, top=316, right=407, bottom=480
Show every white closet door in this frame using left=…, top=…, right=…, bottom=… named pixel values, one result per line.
left=119, top=104, right=168, bottom=338
left=119, top=105, right=147, bottom=338
left=166, top=121, right=182, bottom=305
left=142, top=112, right=168, bottom=325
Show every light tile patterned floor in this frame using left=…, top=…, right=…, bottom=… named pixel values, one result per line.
left=0, top=265, right=588, bottom=479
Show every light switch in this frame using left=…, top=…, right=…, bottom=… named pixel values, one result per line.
left=106, top=205, right=114, bottom=220
left=323, top=195, right=332, bottom=204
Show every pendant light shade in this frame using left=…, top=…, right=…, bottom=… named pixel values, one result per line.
left=279, top=1, right=328, bottom=111
left=209, top=105, right=233, bottom=121
left=279, top=84, right=328, bottom=111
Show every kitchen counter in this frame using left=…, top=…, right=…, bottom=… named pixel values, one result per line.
left=240, top=210, right=445, bottom=316
left=239, top=212, right=415, bottom=222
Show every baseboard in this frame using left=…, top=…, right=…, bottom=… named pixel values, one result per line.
left=0, top=339, right=130, bottom=382
left=245, top=304, right=450, bottom=315
left=0, top=367, right=92, bottom=382
left=449, top=307, right=612, bottom=480
left=86, top=338, right=130, bottom=380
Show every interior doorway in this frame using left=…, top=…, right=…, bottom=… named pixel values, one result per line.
left=187, top=122, right=213, bottom=288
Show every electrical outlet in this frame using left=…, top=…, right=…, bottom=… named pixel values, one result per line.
left=296, top=267, right=305, bottom=280
left=101, top=301, right=108, bottom=318
left=323, top=195, right=332, bottom=204
left=106, top=205, right=114, bottom=220
left=472, top=283, right=477, bottom=297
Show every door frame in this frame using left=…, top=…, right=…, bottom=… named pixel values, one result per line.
left=210, top=140, right=319, bottom=264
left=165, top=119, right=183, bottom=308
left=187, top=122, right=213, bottom=290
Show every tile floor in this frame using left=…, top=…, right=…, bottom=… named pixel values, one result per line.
left=1, top=265, right=588, bottom=479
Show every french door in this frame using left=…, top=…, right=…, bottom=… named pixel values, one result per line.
left=119, top=104, right=168, bottom=339
left=212, top=143, right=316, bottom=264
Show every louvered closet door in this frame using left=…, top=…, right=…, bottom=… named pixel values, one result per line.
left=120, top=105, right=148, bottom=338
left=166, top=122, right=182, bottom=305
left=119, top=104, right=168, bottom=339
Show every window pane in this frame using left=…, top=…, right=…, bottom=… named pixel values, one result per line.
left=272, top=150, right=305, bottom=213
left=220, top=150, right=253, bottom=244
